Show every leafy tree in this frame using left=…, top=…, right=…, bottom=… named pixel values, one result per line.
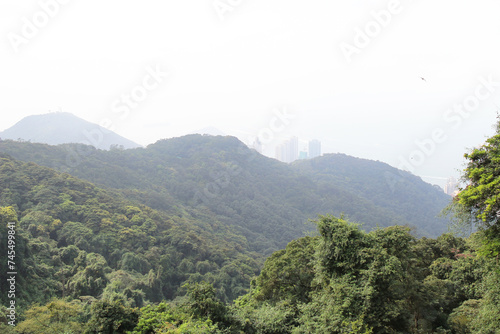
left=131, top=283, right=232, bottom=334
left=446, top=117, right=500, bottom=331
left=183, top=282, right=228, bottom=325
left=15, top=299, right=84, bottom=334
left=131, top=302, right=176, bottom=334
left=450, top=118, right=500, bottom=260
left=85, top=299, right=139, bottom=334
left=448, top=299, right=481, bottom=333
left=470, top=269, right=500, bottom=333
left=235, top=215, right=482, bottom=333
left=68, top=252, right=110, bottom=298
left=253, top=236, right=316, bottom=304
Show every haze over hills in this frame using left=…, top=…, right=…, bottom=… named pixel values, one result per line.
left=0, top=112, right=142, bottom=150
left=0, top=133, right=452, bottom=246
left=0, top=113, right=476, bottom=332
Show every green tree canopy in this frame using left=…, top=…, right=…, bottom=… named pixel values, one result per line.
left=451, top=118, right=500, bottom=260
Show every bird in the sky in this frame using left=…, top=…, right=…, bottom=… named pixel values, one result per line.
left=420, top=77, right=426, bottom=82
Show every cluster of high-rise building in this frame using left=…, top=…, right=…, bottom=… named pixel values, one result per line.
left=275, top=137, right=321, bottom=163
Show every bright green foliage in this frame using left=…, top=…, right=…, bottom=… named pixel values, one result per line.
left=315, top=215, right=371, bottom=280
left=168, top=319, right=219, bottom=334
left=448, top=299, right=481, bottom=333
left=444, top=118, right=500, bottom=331
left=131, top=283, right=232, bottom=334
left=131, top=302, right=177, bottom=334
left=452, top=120, right=500, bottom=260
left=446, top=268, right=500, bottom=333
left=457, top=128, right=500, bottom=225
left=15, top=299, right=84, bottom=334
left=68, top=252, right=110, bottom=298
left=298, top=216, right=414, bottom=332
left=244, top=301, right=295, bottom=334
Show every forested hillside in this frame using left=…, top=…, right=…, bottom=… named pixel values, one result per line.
left=2, top=213, right=497, bottom=333
left=0, top=154, right=261, bottom=309
left=292, top=154, right=451, bottom=236
left=0, top=134, right=468, bottom=333
left=0, top=134, right=450, bottom=251
left=1, top=128, right=499, bottom=332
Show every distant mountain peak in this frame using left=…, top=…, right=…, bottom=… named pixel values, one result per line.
left=0, top=112, right=142, bottom=150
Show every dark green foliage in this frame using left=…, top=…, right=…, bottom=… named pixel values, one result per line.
left=68, top=252, right=110, bottom=298
left=0, top=155, right=261, bottom=311
left=253, top=236, right=316, bottom=304
left=0, top=135, right=450, bottom=254
left=85, top=299, right=139, bottom=334
left=472, top=268, right=500, bottom=332
left=1, top=132, right=496, bottom=333
left=231, top=215, right=490, bottom=333
left=184, top=282, right=228, bottom=324
left=292, top=153, right=451, bottom=236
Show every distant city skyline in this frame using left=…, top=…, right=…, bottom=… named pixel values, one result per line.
left=275, top=137, right=322, bottom=163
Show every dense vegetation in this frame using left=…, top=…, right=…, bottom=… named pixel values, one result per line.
left=234, top=216, right=497, bottom=333
left=0, top=134, right=450, bottom=251
left=2, top=213, right=498, bottom=333
left=0, top=155, right=261, bottom=311
left=3, top=129, right=496, bottom=333
left=292, top=154, right=449, bottom=235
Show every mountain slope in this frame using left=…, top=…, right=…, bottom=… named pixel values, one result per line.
left=0, top=112, right=141, bottom=150
left=0, top=154, right=260, bottom=308
left=292, top=154, right=451, bottom=236
left=0, top=135, right=452, bottom=251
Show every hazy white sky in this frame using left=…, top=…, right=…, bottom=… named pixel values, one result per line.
left=1, top=0, right=500, bottom=187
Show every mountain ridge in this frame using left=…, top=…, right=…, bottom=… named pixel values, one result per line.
left=0, top=134, right=452, bottom=245
left=0, top=112, right=142, bottom=150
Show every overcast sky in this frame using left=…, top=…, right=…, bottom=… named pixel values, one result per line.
left=1, top=0, right=500, bottom=188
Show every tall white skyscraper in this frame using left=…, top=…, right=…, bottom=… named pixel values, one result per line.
left=289, top=136, right=298, bottom=162
left=275, top=136, right=299, bottom=163
left=309, top=139, right=321, bottom=159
